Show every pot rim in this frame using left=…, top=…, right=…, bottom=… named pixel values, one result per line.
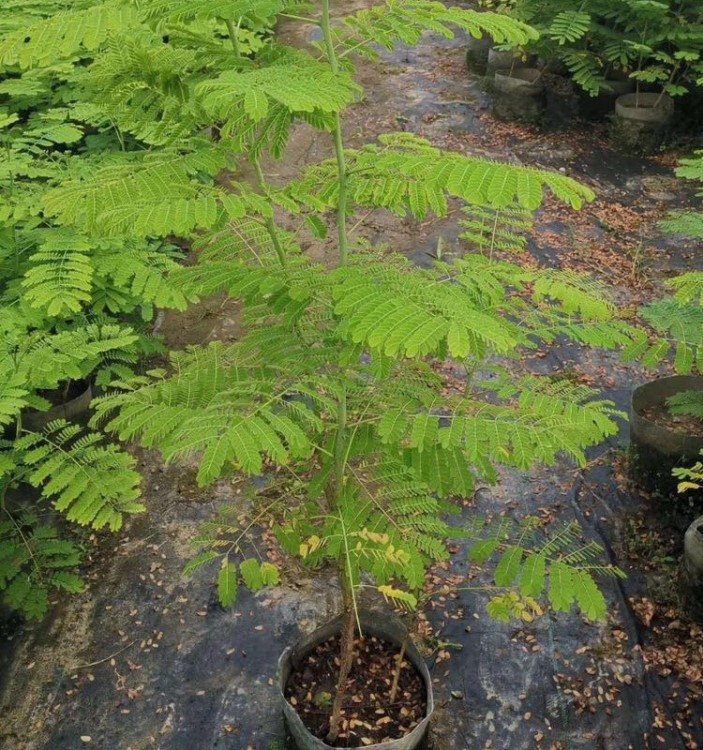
left=615, top=92, right=674, bottom=110
left=631, top=375, right=703, bottom=418
left=22, top=380, right=94, bottom=431
left=494, top=66, right=542, bottom=83
left=630, top=375, right=703, bottom=456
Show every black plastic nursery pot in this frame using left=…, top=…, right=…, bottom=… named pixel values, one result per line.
left=465, top=36, right=492, bottom=74
left=543, top=74, right=580, bottom=129
left=278, top=610, right=434, bottom=750
left=23, top=380, right=93, bottom=431
left=491, top=68, right=545, bottom=122
left=578, top=78, right=634, bottom=121
left=630, top=375, right=703, bottom=508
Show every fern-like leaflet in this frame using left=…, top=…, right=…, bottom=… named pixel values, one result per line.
left=468, top=518, right=625, bottom=621
left=16, top=420, right=143, bottom=531
left=0, top=512, right=83, bottom=620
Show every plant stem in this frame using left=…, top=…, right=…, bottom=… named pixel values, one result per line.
left=333, top=384, right=347, bottom=496
left=389, top=637, right=407, bottom=703
left=319, top=2, right=356, bottom=740
left=534, top=61, right=549, bottom=84
left=327, top=385, right=353, bottom=743
left=279, top=13, right=318, bottom=24
left=653, top=61, right=680, bottom=110
left=225, top=18, right=242, bottom=57
left=327, top=567, right=356, bottom=743
left=252, top=157, right=287, bottom=269
left=329, top=249, right=353, bottom=740
left=331, top=120, right=349, bottom=265
left=321, top=0, right=349, bottom=265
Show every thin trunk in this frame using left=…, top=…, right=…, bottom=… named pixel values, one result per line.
left=327, top=573, right=356, bottom=742
left=252, top=157, right=287, bottom=269
left=533, top=61, right=549, bottom=84
left=326, top=381, right=351, bottom=741
left=321, top=0, right=349, bottom=264
left=225, top=18, right=242, bottom=57
left=319, top=1, right=355, bottom=741
left=635, top=25, right=646, bottom=108
left=389, top=637, right=408, bottom=703
left=653, top=62, right=680, bottom=110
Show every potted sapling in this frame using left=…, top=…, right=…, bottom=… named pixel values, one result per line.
left=80, top=1, right=635, bottom=747
left=609, top=0, right=703, bottom=150
left=625, top=151, right=703, bottom=506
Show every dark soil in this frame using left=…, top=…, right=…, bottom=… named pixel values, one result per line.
left=640, top=402, right=703, bottom=437
left=285, top=634, right=426, bottom=747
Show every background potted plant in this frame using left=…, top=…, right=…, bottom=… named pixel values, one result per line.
left=497, top=0, right=703, bottom=133
left=607, top=0, right=703, bottom=149
left=679, top=513, right=703, bottom=623
left=488, top=0, right=606, bottom=122
left=624, top=151, right=703, bottom=510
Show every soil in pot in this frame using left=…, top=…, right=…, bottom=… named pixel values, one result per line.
left=284, top=633, right=426, bottom=747
left=639, top=404, right=703, bottom=438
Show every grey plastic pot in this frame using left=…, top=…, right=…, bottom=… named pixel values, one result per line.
left=630, top=376, right=703, bottom=509
left=615, top=92, right=674, bottom=126
left=23, top=381, right=93, bottom=431
left=630, top=376, right=703, bottom=460
left=492, top=68, right=545, bottom=123
left=684, top=515, right=703, bottom=576
left=486, top=48, right=521, bottom=74
left=278, top=610, right=434, bottom=750
left=578, top=77, right=634, bottom=121
left=680, top=515, right=703, bottom=623
left=494, top=68, right=544, bottom=96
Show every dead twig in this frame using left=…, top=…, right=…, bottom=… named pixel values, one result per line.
left=68, top=640, right=137, bottom=671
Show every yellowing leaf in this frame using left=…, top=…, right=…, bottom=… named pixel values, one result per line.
left=359, top=528, right=389, bottom=544
left=260, top=562, right=280, bottom=586
left=378, top=585, right=417, bottom=610
left=678, top=481, right=701, bottom=493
